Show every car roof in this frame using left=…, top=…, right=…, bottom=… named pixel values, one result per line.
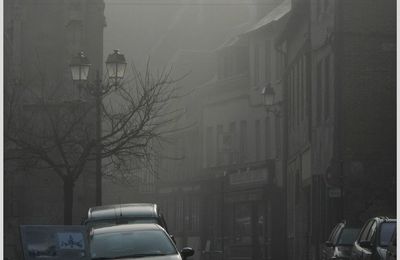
left=87, top=203, right=158, bottom=220
left=91, top=223, right=164, bottom=235
left=372, top=216, right=396, bottom=223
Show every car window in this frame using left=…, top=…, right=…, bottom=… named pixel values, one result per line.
left=87, top=220, right=116, bottom=230
left=359, top=220, right=373, bottom=242
left=87, top=218, right=159, bottom=230
left=332, top=225, right=343, bottom=243
left=91, top=230, right=177, bottom=259
left=379, top=222, right=396, bottom=247
left=366, top=221, right=377, bottom=242
left=337, top=228, right=360, bottom=245
left=328, top=224, right=341, bottom=242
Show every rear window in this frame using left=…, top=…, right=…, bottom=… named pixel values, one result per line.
left=337, top=228, right=360, bottom=245
left=86, top=218, right=159, bottom=230
left=379, top=222, right=396, bottom=247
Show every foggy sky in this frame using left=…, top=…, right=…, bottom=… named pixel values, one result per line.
left=103, top=0, right=258, bottom=70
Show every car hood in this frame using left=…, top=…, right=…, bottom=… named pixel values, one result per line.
left=111, top=254, right=182, bottom=260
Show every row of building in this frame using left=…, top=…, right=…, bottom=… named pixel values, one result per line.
left=3, top=0, right=396, bottom=260
left=139, top=1, right=396, bottom=260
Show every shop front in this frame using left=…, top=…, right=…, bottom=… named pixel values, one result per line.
left=220, top=163, right=277, bottom=260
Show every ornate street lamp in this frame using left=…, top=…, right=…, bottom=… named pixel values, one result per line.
left=69, top=49, right=126, bottom=206
left=70, top=51, right=91, bottom=82
left=106, top=49, right=127, bottom=86
left=261, top=84, right=281, bottom=116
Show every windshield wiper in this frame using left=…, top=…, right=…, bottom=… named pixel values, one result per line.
left=92, top=257, right=118, bottom=260
left=113, top=253, right=169, bottom=259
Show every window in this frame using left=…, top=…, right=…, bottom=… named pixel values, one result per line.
left=206, top=126, right=214, bottom=167
left=328, top=224, right=341, bottom=242
left=265, top=117, right=271, bottom=158
left=191, top=198, right=200, bottom=232
left=296, top=62, right=300, bottom=125
left=379, top=222, right=396, bottom=246
left=288, top=73, right=292, bottom=129
left=295, top=170, right=301, bottom=204
left=366, top=221, right=377, bottom=242
left=316, top=61, right=323, bottom=125
left=291, top=69, right=295, bottom=129
left=176, top=198, right=184, bottom=232
left=359, top=220, right=374, bottom=242
left=302, top=56, right=307, bottom=119
left=265, top=40, right=271, bottom=83
left=275, top=118, right=281, bottom=157
left=324, top=55, right=330, bottom=119
left=217, top=125, right=223, bottom=165
left=234, top=203, right=252, bottom=238
left=337, top=228, right=361, bottom=246
left=254, top=44, right=259, bottom=85
left=316, top=0, right=320, bottom=18
left=229, top=122, right=237, bottom=164
left=255, top=120, right=261, bottom=161
left=240, top=120, right=247, bottom=162
left=299, top=59, right=303, bottom=122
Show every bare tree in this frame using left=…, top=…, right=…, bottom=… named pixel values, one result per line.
left=4, top=63, right=183, bottom=224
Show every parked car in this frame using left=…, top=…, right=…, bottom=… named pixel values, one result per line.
left=321, top=221, right=361, bottom=260
left=350, top=216, right=396, bottom=260
left=82, top=203, right=170, bottom=232
left=90, top=223, right=194, bottom=260
left=385, top=230, right=396, bottom=260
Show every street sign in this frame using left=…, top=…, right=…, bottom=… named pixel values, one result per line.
left=328, top=187, right=342, bottom=198
left=20, top=225, right=90, bottom=260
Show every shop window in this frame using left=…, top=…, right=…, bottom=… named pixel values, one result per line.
left=234, top=203, right=252, bottom=242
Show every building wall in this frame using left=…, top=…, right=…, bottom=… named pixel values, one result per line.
left=307, top=0, right=396, bottom=259
left=4, top=1, right=105, bottom=259
left=309, top=0, right=336, bottom=258
left=278, top=1, right=312, bottom=260
left=335, top=0, right=396, bottom=222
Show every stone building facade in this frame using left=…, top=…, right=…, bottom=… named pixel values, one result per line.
left=276, top=0, right=396, bottom=259
left=4, top=1, right=106, bottom=259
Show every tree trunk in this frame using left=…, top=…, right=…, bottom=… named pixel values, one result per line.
left=63, top=177, right=74, bottom=225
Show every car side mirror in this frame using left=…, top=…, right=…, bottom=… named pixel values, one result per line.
left=325, top=241, right=334, bottom=247
left=359, top=240, right=373, bottom=248
left=180, top=247, right=195, bottom=259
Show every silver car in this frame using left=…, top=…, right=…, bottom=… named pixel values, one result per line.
left=90, top=224, right=194, bottom=260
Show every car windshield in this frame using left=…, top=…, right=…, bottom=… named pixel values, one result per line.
left=91, top=229, right=177, bottom=259
left=379, top=222, right=396, bottom=247
left=337, top=228, right=360, bottom=245
left=87, top=218, right=158, bottom=230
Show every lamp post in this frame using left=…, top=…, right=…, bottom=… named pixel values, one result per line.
left=261, top=83, right=286, bottom=260
left=70, top=49, right=127, bottom=206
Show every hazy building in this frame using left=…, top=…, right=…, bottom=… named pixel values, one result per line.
left=4, top=0, right=105, bottom=259
left=309, top=0, right=396, bottom=258
left=243, top=1, right=291, bottom=260
left=274, top=0, right=396, bottom=259
left=276, top=0, right=312, bottom=260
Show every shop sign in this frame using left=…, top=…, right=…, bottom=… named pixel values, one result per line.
left=229, top=168, right=268, bottom=185
left=328, top=187, right=342, bottom=198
